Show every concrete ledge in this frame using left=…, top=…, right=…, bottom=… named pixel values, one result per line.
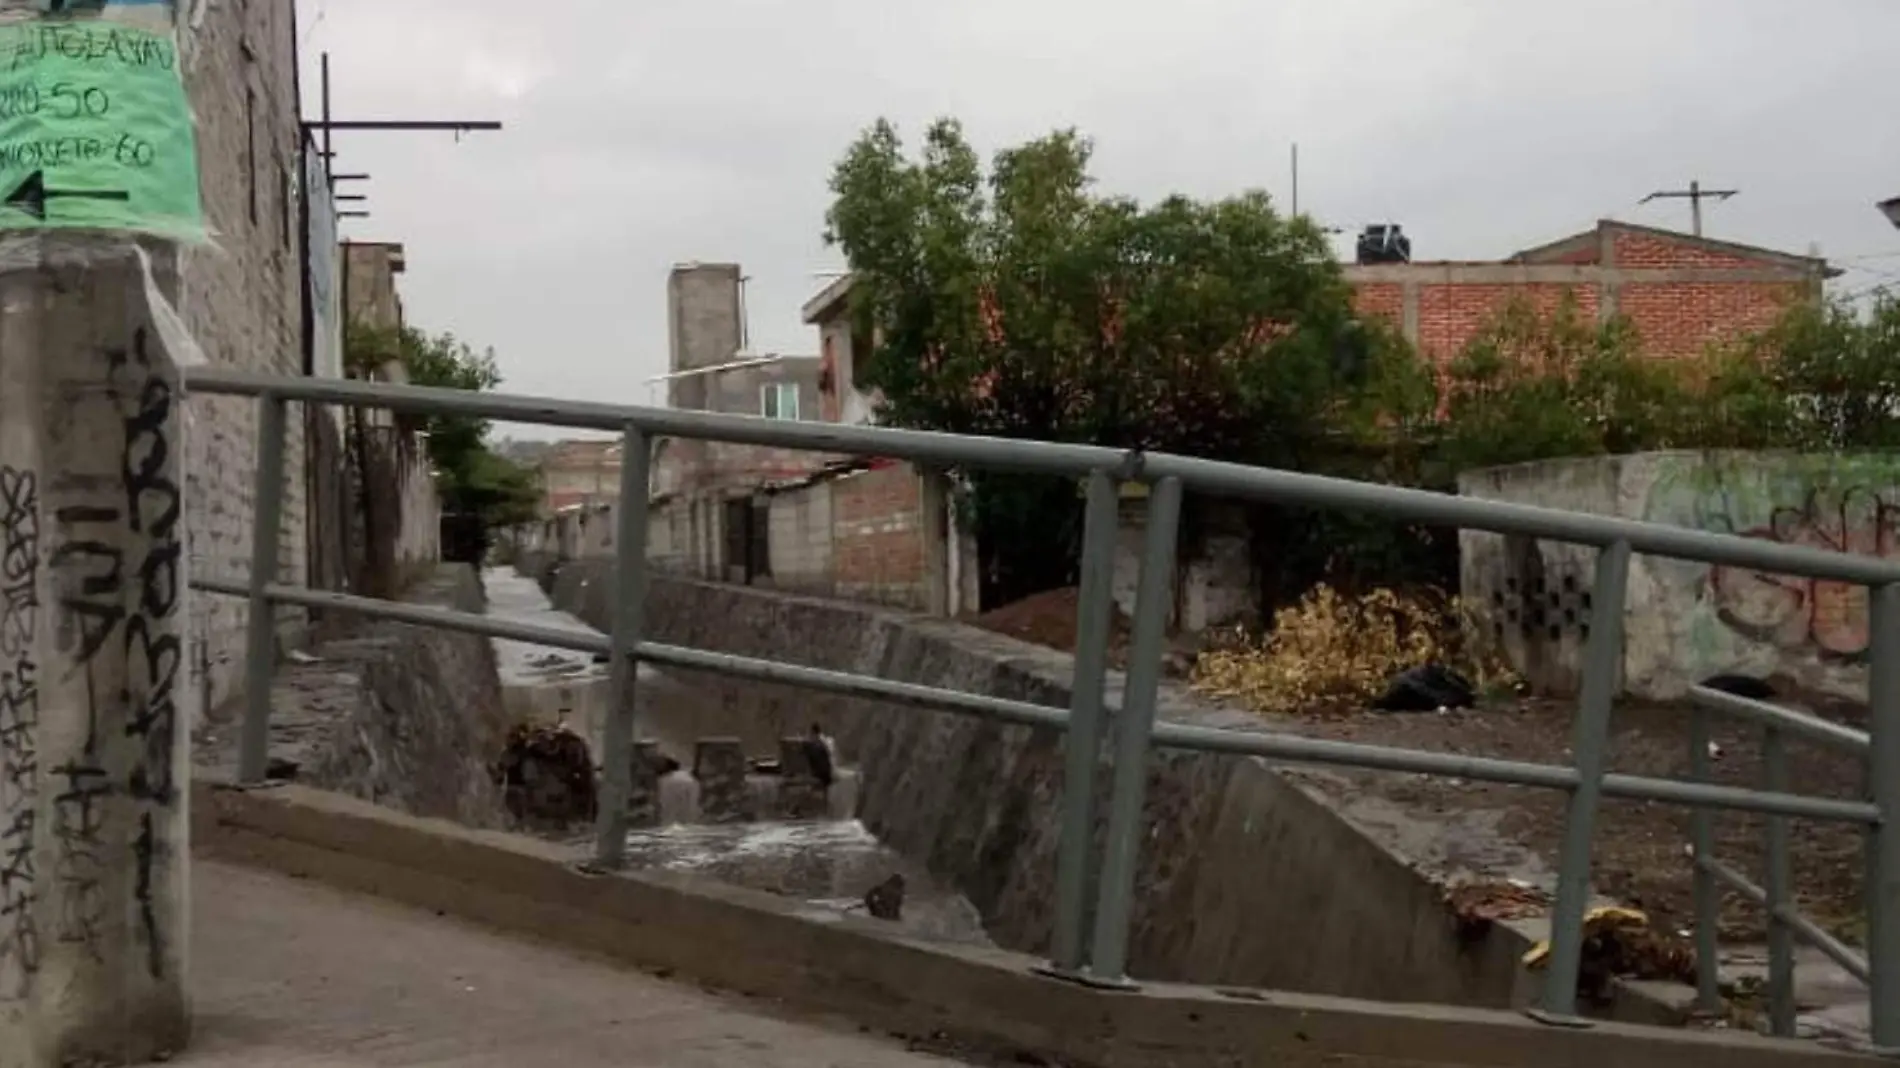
left=190, top=778, right=1868, bottom=1068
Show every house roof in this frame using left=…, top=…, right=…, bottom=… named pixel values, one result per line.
left=801, top=273, right=855, bottom=324
left=1508, top=219, right=1840, bottom=277
left=538, top=439, right=622, bottom=469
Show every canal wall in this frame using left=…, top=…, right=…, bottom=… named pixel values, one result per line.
left=526, top=558, right=1554, bottom=1012
left=196, top=563, right=515, bottom=829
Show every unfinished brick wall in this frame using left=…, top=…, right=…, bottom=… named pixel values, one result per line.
left=830, top=463, right=928, bottom=607
left=1346, top=221, right=1823, bottom=373
left=625, top=461, right=934, bottom=609
left=1410, top=282, right=1600, bottom=366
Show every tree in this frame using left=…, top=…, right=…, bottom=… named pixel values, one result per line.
left=344, top=322, right=541, bottom=530
left=824, top=118, right=1416, bottom=599
left=1754, top=289, right=1900, bottom=449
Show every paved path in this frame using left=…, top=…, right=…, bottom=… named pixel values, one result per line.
left=178, top=860, right=967, bottom=1066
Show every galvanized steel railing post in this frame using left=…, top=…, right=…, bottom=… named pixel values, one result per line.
left=1536, top=538, right=1631, bottom=1021
left=1048, top=470, right=1119, bottom=975
left=1687, top=703, right=1722, bottom=1012
left=1087, top=475, right=1181, bottom=985
left=236, top=391, right=289, bottom=784
left=591, top=427, right=652, bottom=870
left=1763, top=724, right=1797, bottom=1036
left=1866, top=582, right=1900, bottom=1049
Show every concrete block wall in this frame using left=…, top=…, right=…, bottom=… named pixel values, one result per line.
left=1460, top=450, right=1900, bottom=699
left=764, top=480, right=833, bottom=594
left=525, top=461, right=958, bottom=614
left=1113, top=496, right=1256, bottom=633
left=178, top=0, right=310, bottom=711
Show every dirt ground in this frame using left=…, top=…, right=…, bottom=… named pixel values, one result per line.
left=967, top=588, right=1868, bottom=945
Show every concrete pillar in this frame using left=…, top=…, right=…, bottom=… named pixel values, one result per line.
left=775, top=737, right=826, bottom=819
left=627, top=740, right=661, bottom=829
left=692, top=738, right=749, bottom=823
left=0, top=251, right=192, bottom=1064
left=919, top=469, right=949, bottom=617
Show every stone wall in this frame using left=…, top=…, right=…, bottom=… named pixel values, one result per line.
left=1460, top=450, right=1900, bottom=698
left=535, top=561, right=1535, bottom=1010
left=196, top=564, right=511, bottom=827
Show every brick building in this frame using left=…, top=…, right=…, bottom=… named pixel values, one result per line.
left=1344, top=219, right=1833, bottom=369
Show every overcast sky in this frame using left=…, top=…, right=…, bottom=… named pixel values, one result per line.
left=298, top=0, right=1900, bottom=440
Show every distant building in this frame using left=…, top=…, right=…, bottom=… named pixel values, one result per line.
left=801, top=274, right=880, bottom=426
left=801, top=219, right=1837, bottom=421
left=652, top=262, right=830, bottom=500
left=538, top=439, right=623, bottom=514
left=1344, top=219, right=1835, bottom=370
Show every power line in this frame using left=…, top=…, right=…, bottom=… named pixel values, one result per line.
left=1639, top=179, right=1737, bottom=237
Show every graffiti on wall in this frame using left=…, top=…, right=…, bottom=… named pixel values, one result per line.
left=1686, top=482, right=1900, bottom=662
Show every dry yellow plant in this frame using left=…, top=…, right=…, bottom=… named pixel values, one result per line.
left=1190, top=584, right=1520, bottom=717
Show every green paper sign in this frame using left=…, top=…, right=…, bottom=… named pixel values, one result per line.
left=0, top=19, right=203, bottom=240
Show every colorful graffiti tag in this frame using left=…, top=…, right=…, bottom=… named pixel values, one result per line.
left=1703, top=485, right=1900, bottom=662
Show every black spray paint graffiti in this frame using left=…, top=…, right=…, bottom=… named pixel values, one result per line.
left=46, top=327, right=182, bottom=976
left=0, top=466, right=39, bottom=996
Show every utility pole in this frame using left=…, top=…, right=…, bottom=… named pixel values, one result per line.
left=307, top=52, right=501, bottom=215
left=1290, top=142, right=1299, bottom=217
left=1640, top=179, right=1738, bottom=237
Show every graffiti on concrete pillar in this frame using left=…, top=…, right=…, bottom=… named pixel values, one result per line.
left=1703, top=485, right=1900, bottom=662
left=44, top=326, right=184, bottom=972
left=0, top=466, right=40, bottom=995
left=118, top=327, right=181, bottom=979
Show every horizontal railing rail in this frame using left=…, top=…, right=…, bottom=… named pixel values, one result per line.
left=183, top=365, right=1900, bottom=1048
left=1685, top=684, right=1875, bottom=1038
left=184, top=367, right=1900, bottom=585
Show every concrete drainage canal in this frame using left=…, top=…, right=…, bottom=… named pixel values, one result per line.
left=483, top=568, right=992, bottom=948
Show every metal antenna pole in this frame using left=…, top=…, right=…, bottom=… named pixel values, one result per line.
left=1640, top=179, right=1738, bottom=237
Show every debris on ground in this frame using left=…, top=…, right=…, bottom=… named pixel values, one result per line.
left=493, top=722, right=597, bottom=828
left=1373, top=662, right=1477, bottom=713
left=862, top=873, right=906, bottom=921
left=966, top=588, right=1133, bottom=666
left=1445, top=879, right=1548, bottom=943
left=1521, top=905, right=1698, bottom=1004
left=1699, top=673, right=1777, bottom=701
left=1192, top=584, right=1515, bottom=717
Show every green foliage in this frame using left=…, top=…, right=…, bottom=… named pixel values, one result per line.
left=1437, top=287, right=1900, bottom=473
left=1755, top=290, right=1900, bottom=449
left=343, top=321, right=540, bottom=529
left=825, top=119, right=1401, bottom=458
left=824, top=118, right=1411, bottom=599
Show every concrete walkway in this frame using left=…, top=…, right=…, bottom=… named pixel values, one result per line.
left=176, top=860, right=967, bottom=1066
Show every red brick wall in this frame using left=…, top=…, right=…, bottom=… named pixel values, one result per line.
left=1615, top=281, right=1803, bottom=359
left=830, top=462, right=927, bottom=606
left=1349, top=228, right=1813, bottom=371
left=1613, top=231, right=1755, bottom=270
left=1412, top=283, right=1599, bottom=367
left=1354, top=283, right=1403, bottom=322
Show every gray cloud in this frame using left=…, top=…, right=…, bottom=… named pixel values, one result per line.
left=299, top=0, right=1900, bottom=437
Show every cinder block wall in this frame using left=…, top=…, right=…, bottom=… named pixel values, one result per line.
left=179, top=2, right=311, bottom=712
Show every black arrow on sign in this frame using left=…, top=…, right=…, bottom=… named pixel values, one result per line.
left=3, top=170, right=129, bottom=220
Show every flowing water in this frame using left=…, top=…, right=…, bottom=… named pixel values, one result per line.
left=484, top=567, right=993, bottom=948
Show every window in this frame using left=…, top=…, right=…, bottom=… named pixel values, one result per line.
left=760, top=382, right=799, bottom=421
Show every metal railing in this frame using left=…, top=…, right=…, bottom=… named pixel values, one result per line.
left=183, top=365, right=1900, bottom=1043
left=1686, top=683, right=1878, bottom=1038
